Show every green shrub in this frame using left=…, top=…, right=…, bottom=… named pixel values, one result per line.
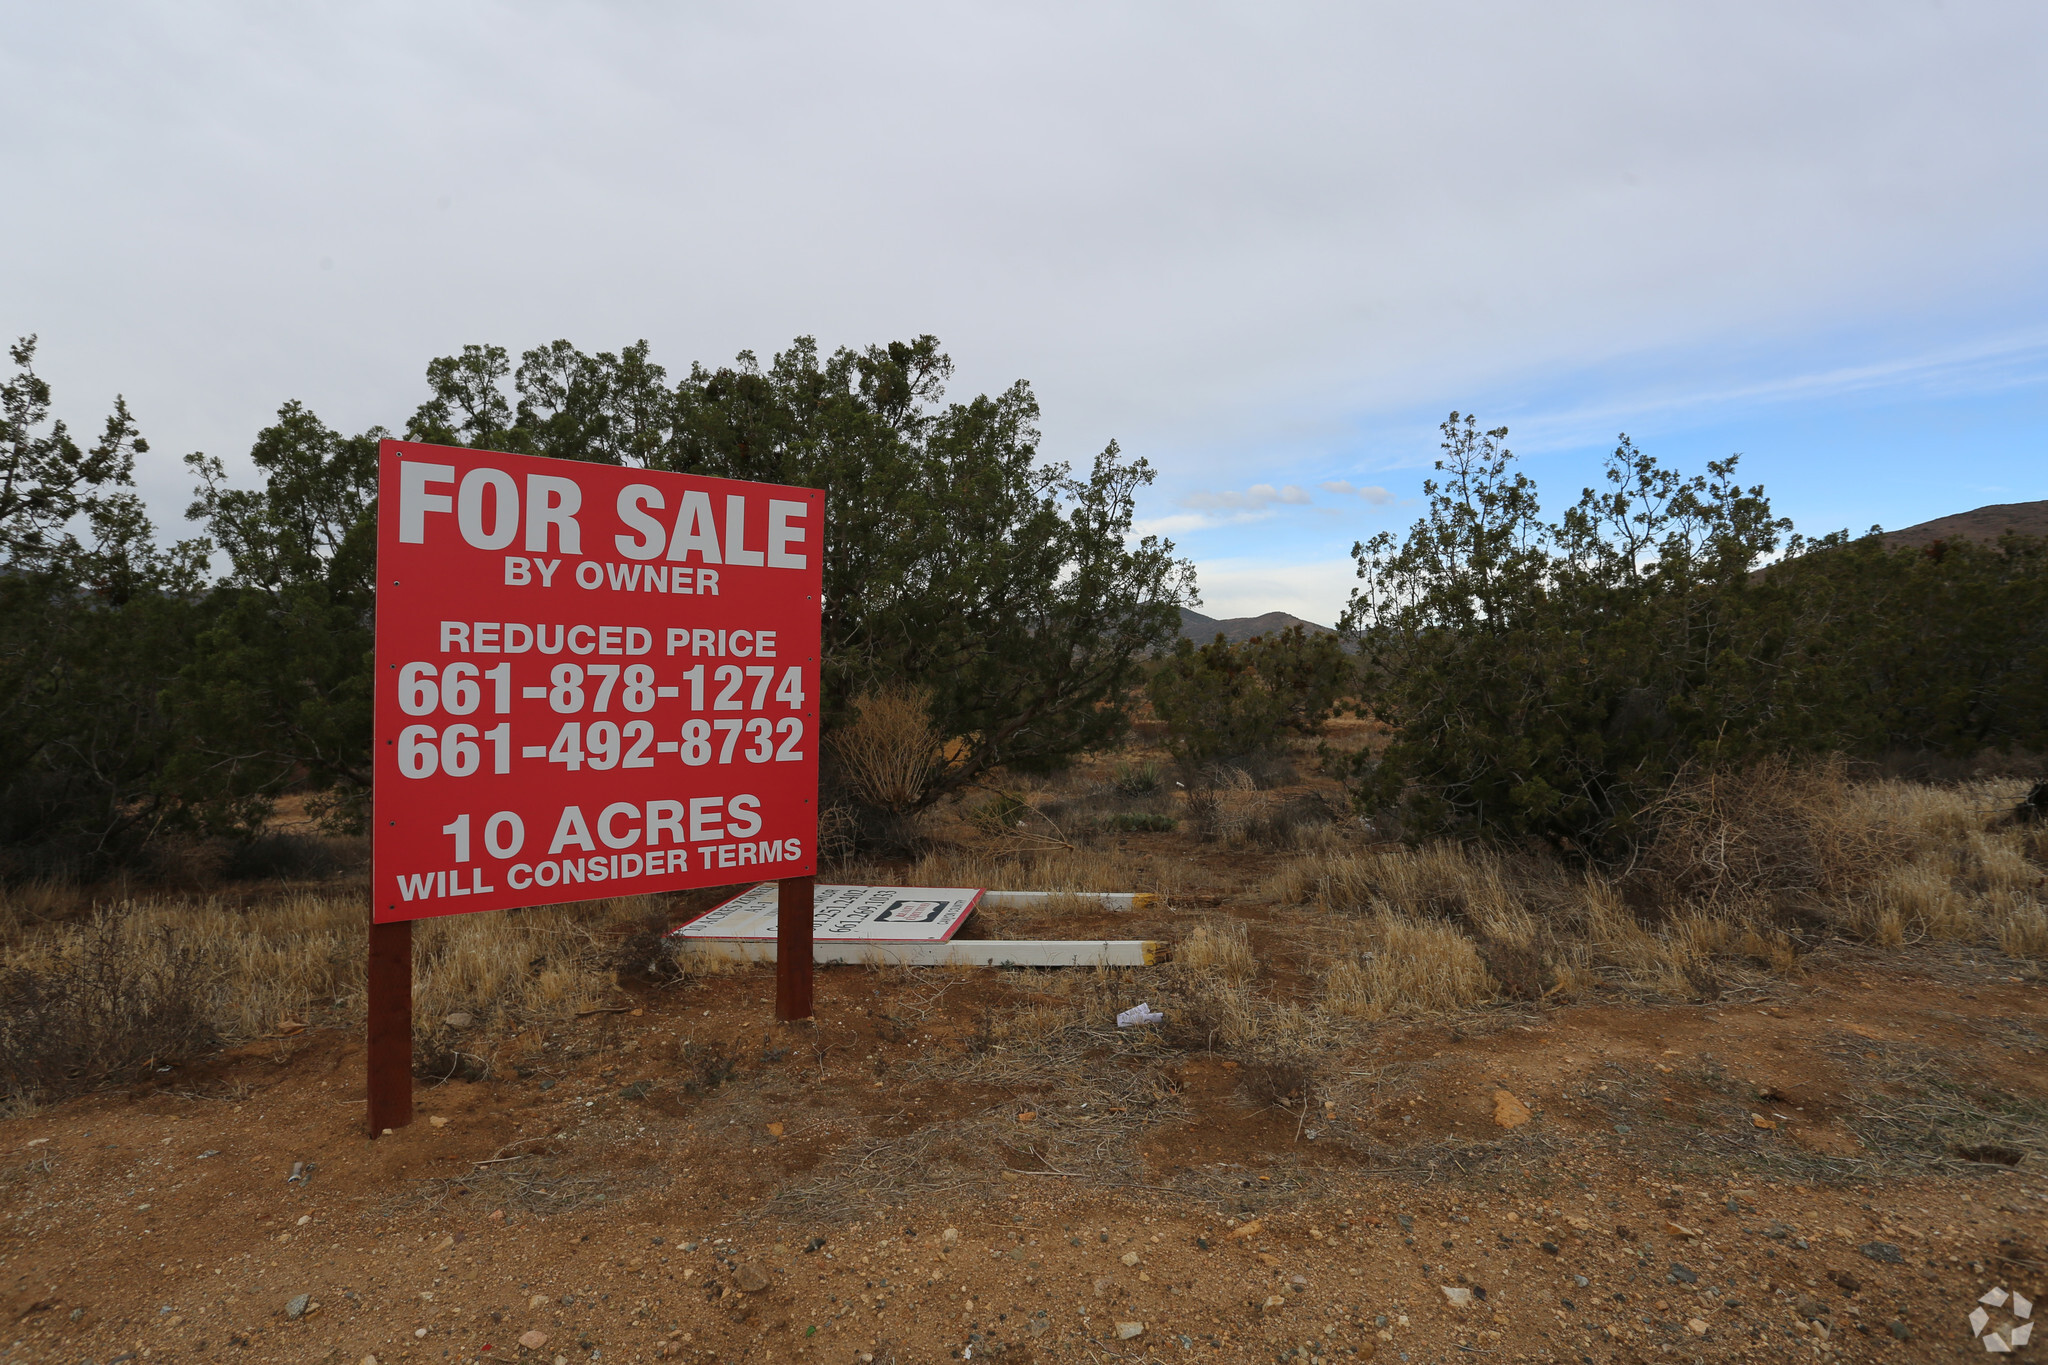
left=1111, top=760, right=1163, bottom=795
left=970, top=792, right=1034, bottom=832
left=1340, top=414, right=2048, bottom=855
left=1147, top=625, right=1351, bottom=765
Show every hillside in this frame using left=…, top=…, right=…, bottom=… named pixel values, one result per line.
left=1179, top=607, right=1338, bottom=645
left=1879, top=498, right=2048, bottom=548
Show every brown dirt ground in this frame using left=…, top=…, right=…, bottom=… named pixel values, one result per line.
left=4, top=934, right=2045, bottom=1365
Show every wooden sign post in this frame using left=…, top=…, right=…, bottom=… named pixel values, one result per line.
left=368, top=440, right=823, bottom=1135
left=365, top=920, right=413, bottom=1133
left=775, top=875, right=814, bottom=1021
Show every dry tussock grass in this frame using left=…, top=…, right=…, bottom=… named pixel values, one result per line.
left=1262, top=764, right=2047, bottom=992
left=1168, top=919, right=1265, bottom=1048
left=1174, top=978, right=1332, bottom=1056
left=1190, top=768, right=1270, bottom=843
left=942, top=760, right=2044, bottom=1078
left=1567, top=877, right=1688, bottom=988
left=1, top=891, right=366, bottom=1044
left=1279, top=841, right=1540, bottom=940
left=5, top=755, right=2041, bottom=1111
left=1321, top=914, right=1497, bottom=1019
left=0, top=887, right=650, bottom=1105
left=1997, top=902, right=2048, bottom=957
left=411, top=902, right=647, bottom=1038
left=1968, top=830, right=2038, bottom=893
left=1176, top=919, right=1255, bottom=981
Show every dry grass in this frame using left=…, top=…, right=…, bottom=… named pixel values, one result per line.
left=1261, top=765, right=2045, bottom=998
left=413, top=901, right=642, bottom=1030
left=1168, top=919, right=1263, bottom=1047
left=1635, top=758, right=1914, bottom=905
left=3, top=755, right=2041, bottom=1111
left=1320, top=914, right=1497, bottom=1020
left=1867, top=862, right=1974, bottom=943
left=1179, top=977, right=1265, bottom=1050
left=1968, top=830, right=2038, bottom=893
left=943, top=759, right=2047, bottom=1060
left=1176, top=919, right=1255, bottom=981
left=1995, top=899, right=2048, bottom=957
left=1277, top=842, right=1541, bottom=939
left=1261, top=850, right=1366, bottom=908
left=1565, top=877, right=1706, bottom=993
left=1189, top=768, right=1270, bottom=843
left=0, top=887, right=648, bottom=1104
left=0, top=891, right=365, bottom=1045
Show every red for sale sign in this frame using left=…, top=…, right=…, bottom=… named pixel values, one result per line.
left=372, top=440, right=822, bottom=923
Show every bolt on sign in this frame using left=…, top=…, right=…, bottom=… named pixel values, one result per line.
left=373, top=441, right=822, bottom=920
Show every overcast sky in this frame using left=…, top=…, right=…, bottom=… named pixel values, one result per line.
left=6, top=2, right=2046, bottom=621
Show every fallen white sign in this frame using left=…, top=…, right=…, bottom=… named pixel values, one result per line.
left=671, top=883, right=982, bottom=944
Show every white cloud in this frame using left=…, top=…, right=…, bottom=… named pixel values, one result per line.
left=1193, top=557, right=1358, bottom=627
left=1131, top=513, right=1216, bottom=540
left=2, top=2, right=2043, bottom=540
left=1181, top=483, right=1314, bottom=512
left=1319, top=480, right=1395, bottom=506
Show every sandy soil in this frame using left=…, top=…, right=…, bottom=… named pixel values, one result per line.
left=3, top=946, right=2043, bottom=1364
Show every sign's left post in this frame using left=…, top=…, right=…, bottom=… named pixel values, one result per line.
left=366, top=919, right=413, bottom=1132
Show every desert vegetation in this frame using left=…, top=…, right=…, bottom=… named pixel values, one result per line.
left=6, top=739, right=2041, bottom=1123
left=3, top=336, right=2046, bottom=1126
left=848, top=748, right=2048, bottom=1049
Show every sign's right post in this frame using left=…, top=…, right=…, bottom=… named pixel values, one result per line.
left=776, top=875, right=815, bottom=1021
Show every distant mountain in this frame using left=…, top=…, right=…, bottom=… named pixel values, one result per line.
left=1178, top=607, right=1339, bottom=646
left=1878, top=500, right=2048, bottom=549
